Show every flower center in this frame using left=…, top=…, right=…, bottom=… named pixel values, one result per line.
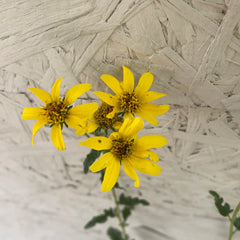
left=119, top=92, right=141, bottom=113
left=94, top=102, right=121, bottom=129
left=111, top=138, right=134, bottom=159
left=43, top=101, right=68, bottom=124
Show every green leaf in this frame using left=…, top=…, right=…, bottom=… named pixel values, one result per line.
left=234, top=217, right=240, bottom=230
left=104, top=208, right=115, bottom=218
left=122, top=207, right=131, bottom=221
left=119, top=193, right=150, bottom=207
left=209, top=190, right=233, bottom=217
left=84, top=208, right=115, bottom=229
left=83, top=149, right=101, bottom=173
left=107, top=227, right=124, bottom=240
left=84, top=214, right=107, bottom=229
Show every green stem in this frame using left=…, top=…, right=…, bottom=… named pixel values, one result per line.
left=228, top=201, right=240, bottom=240
left=112, top=188, right=128, bottom=240
left=85, top=133, right=90, bottom=138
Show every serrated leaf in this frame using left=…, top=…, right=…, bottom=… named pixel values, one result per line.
left=83, top=149, right=101, bottom=173
left=209, top=190, right=233, bottom=217
left=104, top=208, right=115, bottom=218
left=119, top=193, right=150, bottom=207
left=84, top=214, right=107, bottom=229
left=209, top=190, right=219, bottom=198
left=122, top=207, right=131, bottom=221
left=84, top=208, right=115, bottom=229
left=234, top=217, right=240, bottom=230
left=107, top=227, right=124, bottom=240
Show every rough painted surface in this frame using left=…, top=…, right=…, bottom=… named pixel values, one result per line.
left=0, top=0, right=240, bottom=239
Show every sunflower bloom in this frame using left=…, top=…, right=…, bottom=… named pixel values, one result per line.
left=75, top=101, right=122, bottom=135
left=79, top=117, right=167, bottom=192
left=22, top=78, right=98, bottom=150
left=94, top=66, right=170, bottom=125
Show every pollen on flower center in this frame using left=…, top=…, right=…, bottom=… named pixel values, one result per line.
left=94, top=102, right=121, bottom=129
left=111, top=138, right=134, bottom=159
left=120, top=92, right=141, bottom=113
left=43, top=101, right=68, bottom=124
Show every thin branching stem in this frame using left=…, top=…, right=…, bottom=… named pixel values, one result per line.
left=112, top=188, right=128, bottom=240
left=228, top=201, right=240, bottom=240
left=85, top=133, right=90, bottom=138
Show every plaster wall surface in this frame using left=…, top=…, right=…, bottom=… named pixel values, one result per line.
left=0, top=0, right=240, bottom=239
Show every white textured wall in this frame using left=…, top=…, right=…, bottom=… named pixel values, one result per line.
left=0, top=0, right=240, bottom=239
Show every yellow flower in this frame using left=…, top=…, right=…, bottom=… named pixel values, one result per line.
left=22, top=78, right=98, bottom=150
left=94, top=66, right=170, bottom=125
left=75, top=101, right=122, bottom=135
left=79, top=117, right=167, bottom=192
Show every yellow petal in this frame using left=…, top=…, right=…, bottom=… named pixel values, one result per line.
left=122, top=66, right=134, bottom=93
left=135, top=72, right=154, bottom=96
left=50, top=124, right=65, bottom=150
left=135, top=135, right=167, bottom=151
left=79, top=136, right=112, bottom=150
left=142, top=91, right=167, bottom=103
left=90, top=152, right=112, bottom=172
left=32, top=119, right=48, bottom=145
left=22, top=107, right=44, bottom=120
left=100, top=74, right=122, bottom=95
left=123, top=112, right=134, bottom=120
left=66, top=104, right=96, bottom=129
left=129, top=156, right=162, bottom=175
left=64, top=83, right=92, bottom=106
left=135, top=104, right=170, bottom=125
left=109, top=132, right=119, bottom=141
left=133, top=150, right=159, bottom=162
left=75, top=125, right=87, bottom=135
left=28, top=88, right=52, bottom=104
left=119, top=117, right=144, bottom=139
left=94, top=91, right=118, bottom=106
left=65, top=115, right=85, bottom=129
left=135, top=110, right=157, bottom=125
left=142, top=104, right=170, bottom=116
left=86, top=120, right=99, bottom=133
left=122, top=159, right=140, bottom=187
left=113, top=121, right=122, bottom=130
left=118, top=117, right=131, bottom=136
left=101, top=154, right=120, bottom=192
left=51, top=78, right=63, bottom=102
left=106, top=106, right=121, bottom=119
left=68, top=103, right=98, bottom=119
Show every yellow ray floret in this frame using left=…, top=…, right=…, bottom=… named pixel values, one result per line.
left=75, top=102, right=122, bottom=136
left=22, top=78, right=98, bottom=150
left=94, top=66, right=170, bottom=125
left=79, top=117, right=167, bottom=192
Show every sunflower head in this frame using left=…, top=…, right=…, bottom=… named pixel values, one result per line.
left=43, top=100, right=70, bottom=125
left=119, top=92, right=141, bottom=113
left=111, top=137, right=134, bottom=160
left=94, top=66, right=170, bottom=125
left=79, top=117, right=166, bottom=192
left=21, top=78, right=97, bottom=150
left=94, top=102, right=121, bottom=129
